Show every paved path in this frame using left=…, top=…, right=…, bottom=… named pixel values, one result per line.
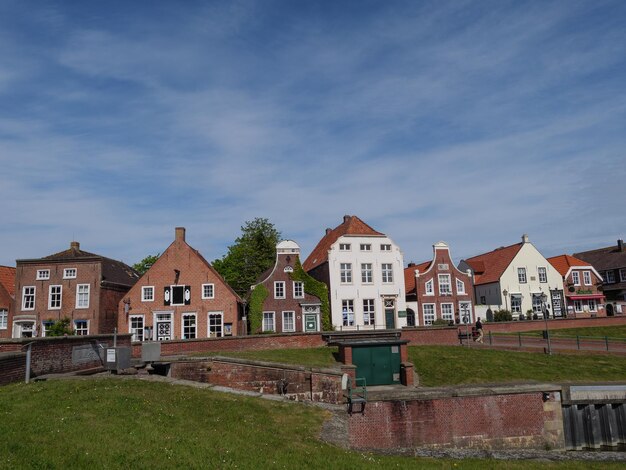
left=461, top=334, right=626, bottom=354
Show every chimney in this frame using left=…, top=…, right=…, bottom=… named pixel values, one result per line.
left=175, top=227, right=186, bottom=242
left=70, top=241, right=80, bottom=250
left=619, top=239, right=624, bottom=252
left=325, top=228, right=332, bottom=235
left=408, top=262, right=415, bottom=267
left=343, top=215, right=351, bottom=223
left=522, top=234, right=529, bottom=244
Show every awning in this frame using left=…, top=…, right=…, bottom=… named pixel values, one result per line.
left=566, top=294, right=605, bottom=300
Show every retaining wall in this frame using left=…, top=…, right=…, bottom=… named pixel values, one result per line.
left=0, top=352, right=26, bottom=386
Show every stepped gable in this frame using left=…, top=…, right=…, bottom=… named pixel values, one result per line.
left=0, top=266, right=16, bottom=297
left=463, top=242, right=523, bottom=286
left=403, top=261, right=431, bottom=295
left=547, top=254, right=589, bottom=277
left=303, top=215, right=385, bottom=271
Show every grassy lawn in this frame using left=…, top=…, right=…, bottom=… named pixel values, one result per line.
left=0, top=378, right=621, bottom=469
left=197, top=346, right=341, bottom=368
left=496, top=325, right=626, bottom=339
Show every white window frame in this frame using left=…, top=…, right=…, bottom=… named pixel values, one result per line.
left=36, top=269, right=50, bottom=280
left=361, top=263, right=373, bottom=284
left=583, top=271, right=591, bottom=286
left=456, top=278, right=465, bottom=294
left=441, top=303, right=454, bottom=321
left=293, top=281, right=304, bottom=299
left=76, top=284, right=90, bottom=309
left=262, top=311, right=275, bottom=332
left=572, top=271, right=580, bottom=286
left=620, top=269, right=626, bottom=283
left=532, top=295, right=543, bottom=313
left=423, top=304, right=435, bottom=325
left=438, top=274, right=451, bottom=295
left=202, top=283, right=215, bottom=299
left=274, top=281, right=285, bottom=299
left=380, top=244, right=391, bottom=251
left=605, top=270, right=615, bottom=283
left=141, top=286, right=155, bottom=302
left=282, top=311, right=295, bottom=332
left=208, top=312, right=224, bottom=337
left=574, top=300, right=583, bottom=313
left=381, top=263, right=393, bottom=283
left=0, top=308, right=7, bottom=329
left=63, top=268, right=77, bottom=279
left=74, top=320, right=89, bottom=335
left=511, top=295, right=522, bottom=313
left=41, top=320, right=55, bottom=337
left=22, top=286, right=35, bottom=311
left=587, top=299, right=597, bottom=312
left=340, top=263, right=352, bottom=283
left=181, top=313, right=197, bottom=340
left=129, top=315, right=144, bottom=341
left=360, top=243, right=371, bottom=251
left=424, top=279, right=434, bottom=295
left=363, top=299, right=375, bottom=326
left=342, top=300, right=354, bottom=327
left=48, top=285, right=62, bottom=310
left=518, top=268, right=527, bottom=284
left=538, top=267, right=547, bottom=283
left=339, top=243, right=351, bottom=251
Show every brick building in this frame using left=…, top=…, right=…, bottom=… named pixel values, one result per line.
left=404, top=242, right=475, bottom=326
left=251, top=240, right=322, bottom=333
left=0, top=266, right=16, bottom=339
left=547, top=254, right=605, bottom=317
left=119, top=227, right=242, bottom=341
left=14, top=242, right=139, bottom=338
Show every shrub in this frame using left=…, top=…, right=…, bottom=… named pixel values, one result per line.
left=493, top=309, right=512, bottom=322
left=432, top=318, right=452, bottom=326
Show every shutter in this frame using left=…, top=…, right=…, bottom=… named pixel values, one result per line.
left=184, top=286, right=191, bottom=305
left=164, top=287, right=171, bottom=306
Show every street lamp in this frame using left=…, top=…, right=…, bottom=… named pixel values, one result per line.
left=541, top=292, right=552, bottom=355
left=503, top=289, right=508, bottom=311
left=461, top=303, right=470, bottom=348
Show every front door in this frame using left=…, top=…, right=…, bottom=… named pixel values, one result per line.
left=551, top=290, right=563, bottom=318
left=155, top=312, right=173, bottom=341
left=304, top=314, right=318, bottom=332
left=384, top=299, right=395, bottom=329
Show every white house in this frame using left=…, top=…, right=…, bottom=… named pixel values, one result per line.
left=459, top=235, right=564, bottom=319
left=303, top=215, right=407, bottom=330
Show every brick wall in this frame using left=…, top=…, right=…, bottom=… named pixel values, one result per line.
left=0, top=352, right=26, bottom=385
left=168, top=357, right=342, bottom=403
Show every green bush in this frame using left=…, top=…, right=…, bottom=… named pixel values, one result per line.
left=289, top=259, right=332, bottom=331
left=432, top=318, right=452, bottom=326
left=46, top=317, right=73, bottom=336
left=248, top=284, right=269, bottom=334
left=493, top=309, right=513, bottom=322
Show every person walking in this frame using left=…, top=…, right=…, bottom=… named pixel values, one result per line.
left=475, top=318, right=484, bottom=343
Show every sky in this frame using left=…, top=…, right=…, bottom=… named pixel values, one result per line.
left=1, top=0, right=625, bottom=269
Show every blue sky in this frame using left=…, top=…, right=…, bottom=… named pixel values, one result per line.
left=1, top=0, right=625, bottom=268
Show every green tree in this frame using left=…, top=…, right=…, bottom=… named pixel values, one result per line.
left=46, top=318, right=73, bottom=336
left=133, top=254, right=159, bottom=275
left=213, top=218, right=281, bottom=298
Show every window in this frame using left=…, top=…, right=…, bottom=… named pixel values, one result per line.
left=166, top=285, right=191, bottom=306
left=42, top=320, right=54, bottom=337
left=605, top=270, right=615, bottom=283
left=340, top=263, right=352, bottom=283
left=208, top=312, right=223, bottom=337
left=262, top=312, right=275, bottom=332
left=572, top=271, right=580, bottom=286
left=274, top=281, right=285, bottom=299
left=36, top=269, right=50, bottom=280
left=360, top=243, right=371, bottom=251
left=363, top=299, right=375, bottom=326
left=424, top=279, right=434, bottom=295
left=459, top=302, right=472, bottom=323
left=63, top=268, right=77, bottom=279
left=293, top=281, right=304, bottom=299
left=380, top=244, right=391, bottom=251
left=438, top=274, right=451, bottom=295
left=381, top=264, right=393, bottom=283
left=48, top=285, right=62, bottom=310
left=621, top=269, right=626, bottom=283
left=74, top=320, right=89, bottom=335
left=76, top=284, right=90, bottom=309
left=583, top=271, right=591, bottom=286
left=0, top=309, right=7, bottom=329
left=574, top=300, right=583, bottom=312
left=342, top=300, right=354, bottom=327
left=182, top=314, right=196, bottom=339
left=517, top=268, right=527, bottom=284
left=361, top=263, right=373, bottom=283
left=339, top=243, right=351, bottom=251
left=282, top=311, right=295, bottom=332
left=423, top=304, right=435, bottom=325
left=142, top=286, right=154, bottom=302
left=538, top=267, right=547, bottom=283
left=441, top=303, right=454, bottom=321
left=532, top=295, right=543, bottom=313
left=511, top=295, right=522, bottom=313
left=129, top=315, right=144, bottom=341
left=587, top=299, right=597, bottom=312
left=22, top=286, right=35, bottom=310
left=456, top=279, right=465, bottom=294
left=202, top=284, right=215, bottom=299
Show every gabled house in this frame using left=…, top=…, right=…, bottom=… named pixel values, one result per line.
left=404, top=242, right=475, bottom=326
left=574, top=239, right=626, bottom=315
left=14, top=242, right=139, bottom=338
left=0, top=265, right=16, bottom=339
left=547, top=254, right=605, bottom=317
left=303, top=215, right=407, bottom=330
left=249, top=240, right=323, bottom=334
left=459, top=235, right=564, bottom=320
left=119, top=227, right=241, bottom=341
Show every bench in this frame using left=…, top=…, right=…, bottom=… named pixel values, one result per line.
left=345, top=376, right=367, bottom=415
left=458, top=327, right=478, bottom=344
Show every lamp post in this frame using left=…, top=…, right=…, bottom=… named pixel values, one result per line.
left=541, top=293, right=552, bottom=355
left=461, top=303, right=470, bottom=348
left=503, top=289, right=508, bottom=311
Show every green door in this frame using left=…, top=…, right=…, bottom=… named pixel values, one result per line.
left=385, top=309, right=395, bottom=329
left=352, top=345, right=401, bottom=386
left=304, top=313, right=318, bottom=332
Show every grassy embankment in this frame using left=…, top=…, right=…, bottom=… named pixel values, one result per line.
left=498, top=324, right=626, bottom=339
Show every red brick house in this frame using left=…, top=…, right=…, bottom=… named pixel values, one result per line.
left=14, top=242, right=139, bottom=338
left=250, top=240, right=322, bottom=333
left=0, top=266, right=16, bottom=339
left=404, top=242, right=475, bottom=326
left=119, top=227, right=242, bottom=341
left=547, top=254, right=605, bottom=317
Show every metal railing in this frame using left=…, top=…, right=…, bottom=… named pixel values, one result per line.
left=484, top=332, right=626, bottom=353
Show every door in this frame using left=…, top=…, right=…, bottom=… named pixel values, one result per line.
left=155, top=312, right=173, bottom=341
left=304, top=313, right=318, bottom=332
left=384, top=299, right=395, bottom=329
left=352, top=345, right=401, bottom=386
left=551, top=290, right=564, bottom=318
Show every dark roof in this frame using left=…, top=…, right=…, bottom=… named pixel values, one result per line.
left=303, top=215, right=385, bottom=271
left=574, top=240, right=626, bottom=272
left=462, top=242, right=523, bottom=286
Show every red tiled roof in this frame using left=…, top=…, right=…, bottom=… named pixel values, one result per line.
left=463, top=243, right=523, bottom=285
left=403, top=261, right=431, bottom=294
left=547, top=254, right=589, bottom=277
left=303, top=215, right=385, bottom=271
left=0, top=265, right=16, bottom=297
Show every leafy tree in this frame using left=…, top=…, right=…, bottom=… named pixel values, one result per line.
left=133, top=254, right=160, bottom=275
left=46, top=318, right=73, bottom=336
left=213, top=218, right=281, bottom=298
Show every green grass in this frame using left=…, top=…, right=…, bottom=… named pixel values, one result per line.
left=0, top=378, right=621, bottom=469
left=197, top=346, right=341, bottom=368
left=497, top=325, right=626, bottom=339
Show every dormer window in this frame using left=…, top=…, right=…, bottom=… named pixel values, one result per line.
left=37, top=269, right=50, bottom=280
left=572, top=271, right=580, bottom=286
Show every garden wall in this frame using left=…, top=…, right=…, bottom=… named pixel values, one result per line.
left=0, top=352, right=26, bottom=386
